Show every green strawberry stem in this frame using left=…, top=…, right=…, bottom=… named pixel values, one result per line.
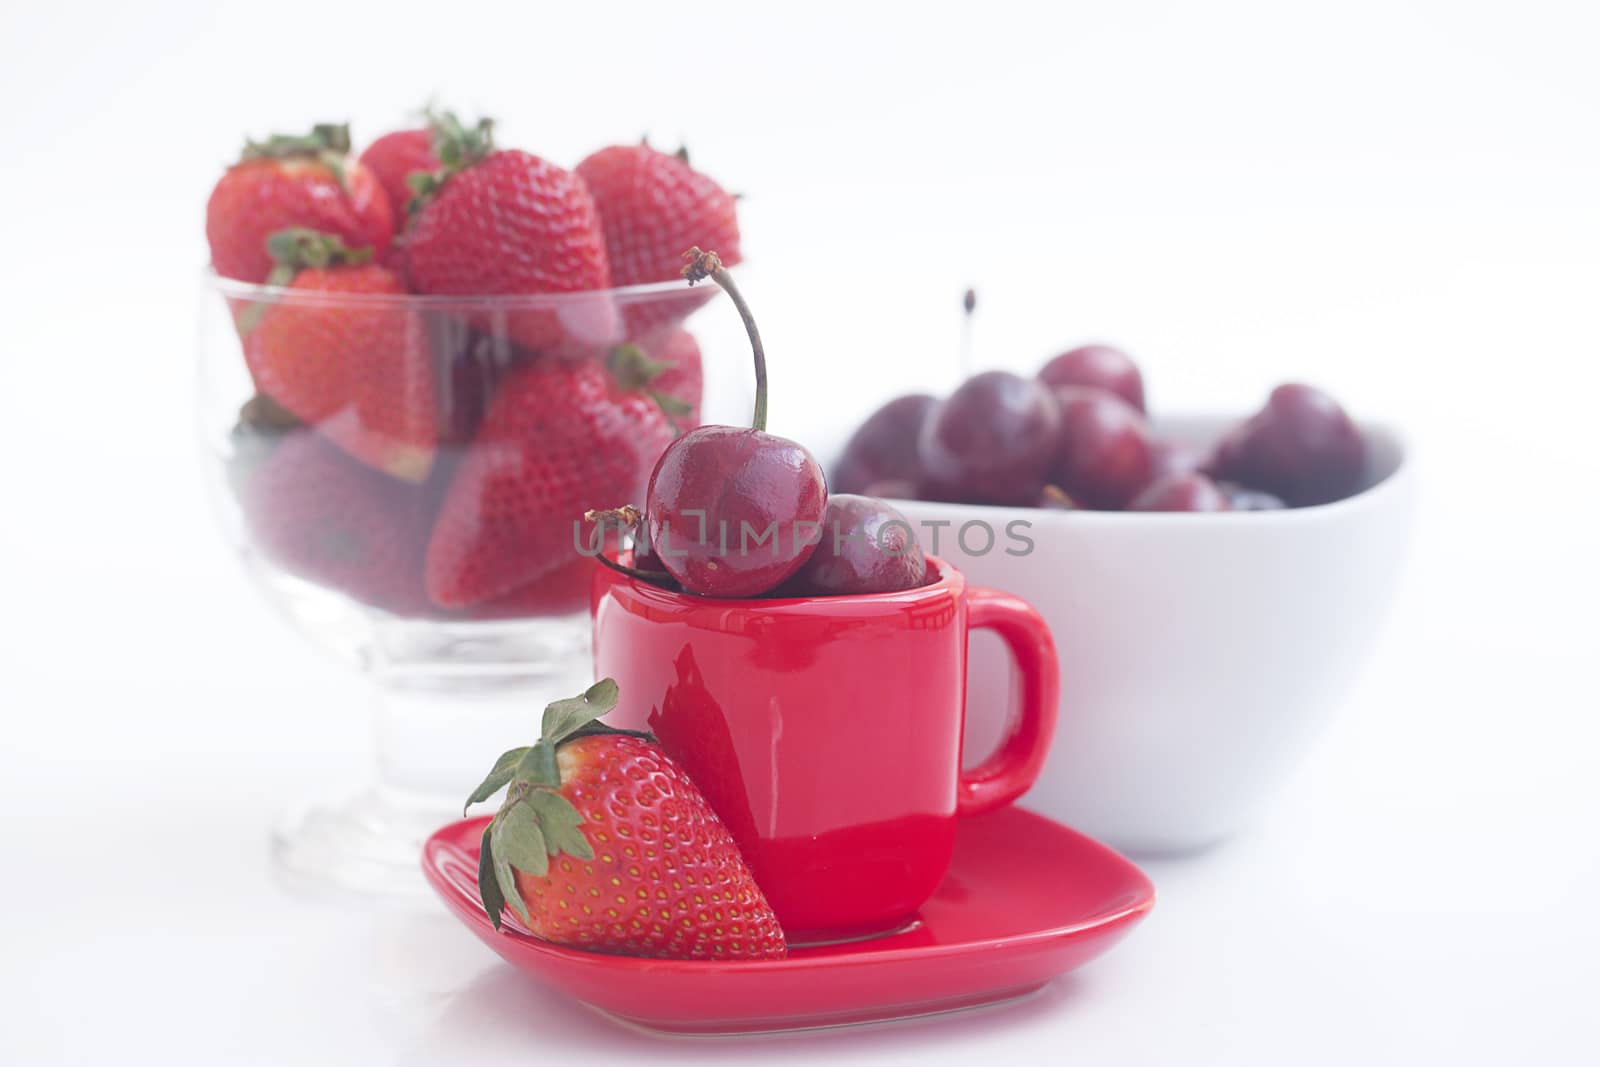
left=682, top=247, right=767, bottom=433
left=262, top=227, right=373, bottom=285
left=605, top=343, right=673, bottom=390
left=426, top=108, right=494, bottom=169
left=240, top=122, right=352, bottom=161
left=240, top=123, right=352, bottom=190
left=606, top=344, right=692, bottom=430
left=236, top=229, right=374, bottom=335
left=464, top=679, right=653, bottom=930
left=406, top=109, right=494, bottom=215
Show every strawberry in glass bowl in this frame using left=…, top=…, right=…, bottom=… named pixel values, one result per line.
left=196, top=113, right=750, bottom=894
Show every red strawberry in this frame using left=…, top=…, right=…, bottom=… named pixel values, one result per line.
left=207, top=124, right=392, bottom=283
left=462, top=556, right=596, bottom=619
left=242, top=230, right=436, bottom=482
left=358, top=111, right=495, bottom=227
left=406, top=149, right=614, bottom=351
left=576, top=144, right=740, bottom=335
left=425, top=355, right=674, bottom=607
left=634, top=327, right=703, bottom=430
left=358, top=128, right=436, bottom=225
left=468, top=680, right=786, bottom=960
left=237, top=429, right=433, bottom=616
left=604, top=328, right=703, bottom=433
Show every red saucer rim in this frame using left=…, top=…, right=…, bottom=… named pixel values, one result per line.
left=422, top=807, right=1156, bottom=975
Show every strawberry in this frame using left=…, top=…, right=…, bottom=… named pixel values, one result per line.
left=461, top=556, right=596, bottom=619
left=206, top=124, right=392, bottom=283
left=242, top=229, right=436, bottom=482
left=238, top=429, right=433, bottom=616
left=424, top=317, right=531, bottom=446
left=358, top=128, right=436, bottom=226
left=467, top=679, right=786, bottom=960
left=601, top=328, right=702, bottom=434
left=424, top=354, right=675, bottom=608
left=358, top=111, right=494, bottom=226
left=405, top=149, right=614, bottom=351
left=576, top=144, right=740, bottom=336
left=633, top=327, right=703, bottom=431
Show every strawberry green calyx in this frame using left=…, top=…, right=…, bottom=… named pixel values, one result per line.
left=405, top=109, right=495, bottom=215
left=241, top=122, right=353, bottom=161
left=240, top=123, right=353, bottom=188
left=262, top=227, right=373, bottom=286
left=235, top=228, right=374, bottom=334
left=606, top=344, right=694, bottom=427
left=466, top=679, right=652, bottom=929
left=427, top=108, right=494, bottom=170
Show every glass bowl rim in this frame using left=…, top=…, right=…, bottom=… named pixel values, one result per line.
left=204, top=268, right=714, bottom=310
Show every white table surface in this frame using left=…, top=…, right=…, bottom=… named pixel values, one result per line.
left=4, top=2, right=1599, bottom=1062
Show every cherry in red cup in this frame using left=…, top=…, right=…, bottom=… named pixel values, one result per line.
left=591, top=555, right=1058, bottom=943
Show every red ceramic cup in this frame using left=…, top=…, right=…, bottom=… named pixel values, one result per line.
left=591, top=555, right=1058, bottom=942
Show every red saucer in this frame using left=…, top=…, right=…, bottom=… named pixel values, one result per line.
left=422, top=806, right=1155, bottom=1035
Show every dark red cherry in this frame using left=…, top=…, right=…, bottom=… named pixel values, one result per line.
left=780, top=494, right=926, bottom=596
left=1050, top=386, right=1153, bottom=509
left=647, top=426, right=827, bottom=597
left=918, top=371, right=1061, bottom=506
left=1130, top=472, right=1231, bottom=512
left=1209, top=383, right=1365, bottom=506
left=833, top=394, right=937, bottom=494
left=1038, top=345, right=1145, bottom=413
left=642, top=250, right=827, bottom=598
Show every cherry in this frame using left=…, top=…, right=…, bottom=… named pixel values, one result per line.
left=1219, top=483, right=1287, bottom=511
left=1130, top=472, right=1231, bottom=512
left=832, top=394, right=937, bottom=494
left=918, top=371, right=1061, bottom=506
left=1038, top=344, right=1145, bottom=413
left=1050, top=386, right=1153, bottom=509
left=643, top=249, right=827, bottom=598
left=1209, top=383, right=1365, bottom=506
left=779, top=494, right=927, bottom=596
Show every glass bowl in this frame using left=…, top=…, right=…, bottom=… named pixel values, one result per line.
left=196, top=273, right=751, bottom=894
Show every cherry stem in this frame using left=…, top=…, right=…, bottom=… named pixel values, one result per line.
left=682, top=247, right=766, bottom=432
left=582, top=507, right=677, bottom=586
left=591, top=551, right=677, bottom=587
left=959, top=287, right=977, bottom=382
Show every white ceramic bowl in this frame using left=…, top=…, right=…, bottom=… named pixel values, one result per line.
left=894, top=416, right=1412, bottom=854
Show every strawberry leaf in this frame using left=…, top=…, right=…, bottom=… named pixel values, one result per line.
left=495, top=805, right=551, bottom=877
left=463, top=746, right=531, bottom=814
left=605, top=344, right=674, bottom=390
left=493, top=837, right=529, bottom=924
left=540, top=678, right=619, bottom=745
left=477, top=825, right=505, bottom=931
left=241, top=123, right=351, bottom=162
left=527, top=789, right=593, bottom=861
left=264, top=227, right=372, bottom=272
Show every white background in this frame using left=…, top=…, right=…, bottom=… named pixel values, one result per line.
left=2, top=1, right=1598, bottom=1063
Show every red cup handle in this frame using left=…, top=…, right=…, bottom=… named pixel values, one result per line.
left=957, top=587, right=1060, bottom=816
